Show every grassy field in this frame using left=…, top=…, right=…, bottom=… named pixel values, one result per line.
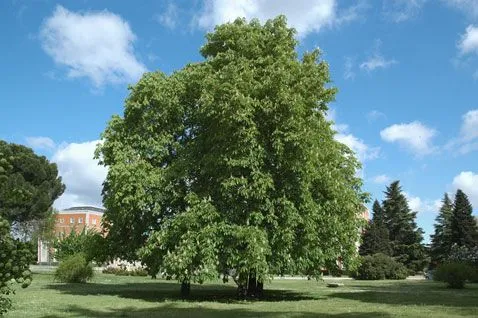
left=5, top=271, right=478, bottom=317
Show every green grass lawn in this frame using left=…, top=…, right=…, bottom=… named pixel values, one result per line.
left=5, top=271, right=478, bottom=317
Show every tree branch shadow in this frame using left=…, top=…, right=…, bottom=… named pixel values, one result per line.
left=41, top=304, right=392, bottom=318
left=46, top=281, right=318, bottom=303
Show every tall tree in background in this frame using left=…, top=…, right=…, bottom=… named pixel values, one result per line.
left=382, top=181, right=426, bottom=271
left=450, top=190, right=478, bottom=248
left=97, top=16, right=367, bottom=297
left=430, top=193, right=454, bottom=263
left=360, top=200, right=391, bottom=256
left=0, top=140, right=65, bottom=225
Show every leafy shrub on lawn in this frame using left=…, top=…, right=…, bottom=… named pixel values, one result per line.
left=55, top=253, right=93, bottom=283
left=433, top=262, right=473, bottom=289
left=353, top=253, right=408, bottom=280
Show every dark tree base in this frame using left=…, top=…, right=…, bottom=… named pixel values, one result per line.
left=180, top=281, right=191, bottom=297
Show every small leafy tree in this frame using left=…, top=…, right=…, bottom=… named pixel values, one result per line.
left=434, top=262, right=472, bottom=289
left=0, top=217, right=33, bottom=315
left=353, top=253, right=408, bottom=280
left=54, top=228, right=107, bottom=264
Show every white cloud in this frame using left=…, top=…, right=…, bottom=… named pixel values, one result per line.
left=367, top=110, right=386, bottom=122
left=344, top=57, right=355, bottom=80
left=155, top=3, right=179, bottom=29
left=25, top=136, right=56, bottom=150
left=382, top=0, right=428, bottom=23
left=327, top=109, right=380, bottom=162
left=52, top=140, right=107, bottom=210
left=446, top=109, right=478, bottom=154
left=458, top=25, right=478, bottom=55
left=405, top=192, right=441, bottom=213
left=372, top=174, right=391, bottom=184
left=195, top=0, right=365, bottom=37
left=40, top=5, right=147, bottom=87
left=360, top=55, right=397, bottom=71
left=452, top=171, right=478, bottom=207
left=335, top=134, right=380, bottom=162
left=442, top=0, right=478, bottom=18
left=380, top=121, right=437, bottom=156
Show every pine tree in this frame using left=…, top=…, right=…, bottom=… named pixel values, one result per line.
left=359, top=200, right=391, bottom=256
left=430, top=193, right=454, bottom=264
left=382, top=181, right=427, bottom=271
left=451, top=190, right=478, bottom=248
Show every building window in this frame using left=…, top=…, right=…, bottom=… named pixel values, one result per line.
left=92, top=219, right=97, bottom=225
left=70, top=217, right=74, bottom=224
left=78, top=217, right=83, bottom=224
left=59, top=218, right=64, bottom=224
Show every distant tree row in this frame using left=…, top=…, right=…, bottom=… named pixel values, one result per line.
left=359, top=181, right=427, bottom=272
left=430, top=190, right=478, bottom=265
left=359, top=180, right=478, bottom=273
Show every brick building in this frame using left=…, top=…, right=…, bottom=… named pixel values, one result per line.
left=37, top=206, right=105, bottom=264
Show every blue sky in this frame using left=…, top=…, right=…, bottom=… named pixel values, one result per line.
left=1, top=0, right=478, bottom=242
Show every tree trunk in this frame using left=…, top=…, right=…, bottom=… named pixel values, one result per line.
left=180, top=281, right=190, bottom=297
left=236, top=270, right=264, bottom=299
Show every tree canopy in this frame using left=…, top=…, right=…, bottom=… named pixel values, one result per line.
left=359, top=200, right=391, bottom=256
left=450, top=190, right=478, bottom=248
left=381, top=181, right=426, bottom=271
left=430, top=193, right=454, bottom=263
left=0, top=140, right=64, bottom=224
left=97, top=16, right=367, bottom=296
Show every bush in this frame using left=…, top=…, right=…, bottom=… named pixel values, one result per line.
left=433, top=262, right=473, bottom=289
left=353, top=253, right=408, bottom=280
left=55, top=253, right=94, bottom=283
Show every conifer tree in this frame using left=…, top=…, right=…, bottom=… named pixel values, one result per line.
left=382, top=181, right=426, bottom=271
left=430, top=193, right=453, bottom=263
left=359, top=200, right=391, bottom=256
left=451, top=190, right=478, bottom=248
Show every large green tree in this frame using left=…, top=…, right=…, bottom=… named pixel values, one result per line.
left=97, top=16, right=367, bottom=297
left=450, top=190, right=478, bottom=248
left=382, top=181, right=426, bottom=272
left=430, top=193, right=454, bottom=264
left=0, top=140, right=65, bottom=225
left=359, top=200, right=391, bottom=256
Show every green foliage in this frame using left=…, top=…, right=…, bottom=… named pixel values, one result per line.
left=97, top=16, right=367, bottom=295
left=430, top=193, right=454, bottom=264
left=53, top=228, right=107, bottom=264
left=360, top=200, right=391, bottom=256
left=381, top=181, right=427, bottom=271
left=54, top=253, right=93, bottom=283
left=450, top=190, right=478, bottom=248
left=0, top=217, right=33, bottom=315
left=0, top=140, right=65, bottom=224
left=353, top=253, right=408, bottom=280
left=433, top=262, right=473, bottom=289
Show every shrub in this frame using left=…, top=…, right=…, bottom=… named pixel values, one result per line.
left=353, top=253, right=408, bottom=280
left=433, top=262, right=473, bottom=289
left=55, top=253, right=93, bottom=283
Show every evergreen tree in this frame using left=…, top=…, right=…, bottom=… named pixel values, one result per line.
left=430, top=193, right=454, bottom=263
left=450, top=190, right=478, bottom=248
left=360, top=200, right=391, bottom=256
left=382, top=181, right=427, bottom=271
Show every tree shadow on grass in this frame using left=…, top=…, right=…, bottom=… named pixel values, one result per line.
left=328, top=282, right=478, bottom=309
left=46, top=281, right=318, bottom=303
left=41, top=304, right=392, bottom=318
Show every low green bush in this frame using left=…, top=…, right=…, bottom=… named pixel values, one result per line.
left=433, top=262, right=473, bottom=289
left=353, top=253, right=408, bottom=280
left=55, top=253, right=93, bottom=283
